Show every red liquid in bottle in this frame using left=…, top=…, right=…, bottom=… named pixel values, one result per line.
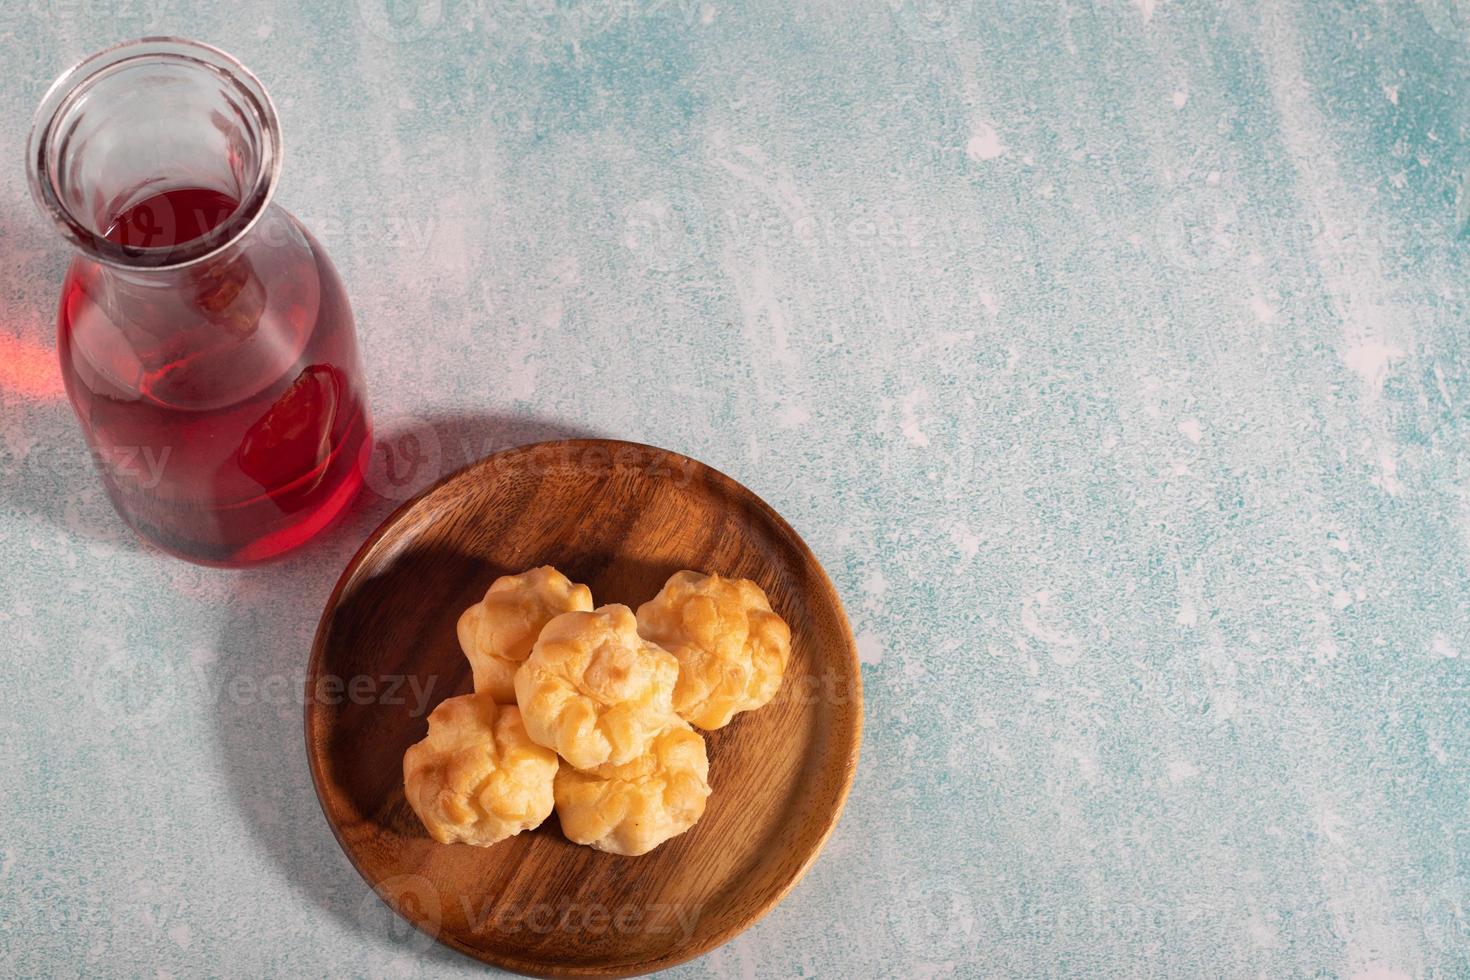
left=58, top=188, right=371, bottom=565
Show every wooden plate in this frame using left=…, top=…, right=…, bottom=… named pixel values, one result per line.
left=305, top=440, right=862, bottom=977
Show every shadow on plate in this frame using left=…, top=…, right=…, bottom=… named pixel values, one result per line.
left=313, top=541, right=686, bottom=832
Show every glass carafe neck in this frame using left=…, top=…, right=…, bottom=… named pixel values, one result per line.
left=27, top=37, right=281, bottom=273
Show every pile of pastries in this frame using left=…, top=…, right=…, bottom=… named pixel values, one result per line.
left=403, top=567, right=792, bottom=856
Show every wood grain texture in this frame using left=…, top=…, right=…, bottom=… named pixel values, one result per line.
left=304, top=440, right=863, bottom=977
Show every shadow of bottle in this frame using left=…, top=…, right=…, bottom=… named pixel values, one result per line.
left=209, top=411, right=601, bottom=957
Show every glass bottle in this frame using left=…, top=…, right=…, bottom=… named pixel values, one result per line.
left=27, top=38, right=372, bottom=566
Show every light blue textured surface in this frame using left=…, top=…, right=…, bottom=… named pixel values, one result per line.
left=3, top=1, right=1470, bottom=976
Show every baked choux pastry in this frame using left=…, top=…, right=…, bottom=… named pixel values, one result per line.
left=403, top=693, right=558, bottom=846
left=457, top=566, right=593, bottom=703
left=514, top=604, right=679, bottom=769
left=554, top=719, right=711, bottom=856
left=636, top=571, right=791, bottom=729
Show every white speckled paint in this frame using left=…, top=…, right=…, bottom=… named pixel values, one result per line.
left=3, top=1, right=1470, bottom=977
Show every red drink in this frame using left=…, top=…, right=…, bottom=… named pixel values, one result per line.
left=59, top=189, right=370, bottom=564
left=30, top=41, right=372, bottom=566
left=103, top=187, right=239, bottom=249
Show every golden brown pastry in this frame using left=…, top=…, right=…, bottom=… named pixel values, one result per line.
left=554, top=719, right=711, bottom=856
left=457, top=566, right=593, bottom=703
left=635, top=571, right=791, bottom=729
left=514, top=604, right=679, bottom=770
left=402, top=692, right=558, bottom=846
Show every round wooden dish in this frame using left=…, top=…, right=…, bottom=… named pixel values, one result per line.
left=305, top=440, right=862, bottom=977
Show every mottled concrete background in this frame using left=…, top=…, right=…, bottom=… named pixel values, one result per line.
left=3, top=0, right=1470, bottom=977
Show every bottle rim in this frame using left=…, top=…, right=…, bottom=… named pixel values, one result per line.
left=27, top=36, right=283, bottom=272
